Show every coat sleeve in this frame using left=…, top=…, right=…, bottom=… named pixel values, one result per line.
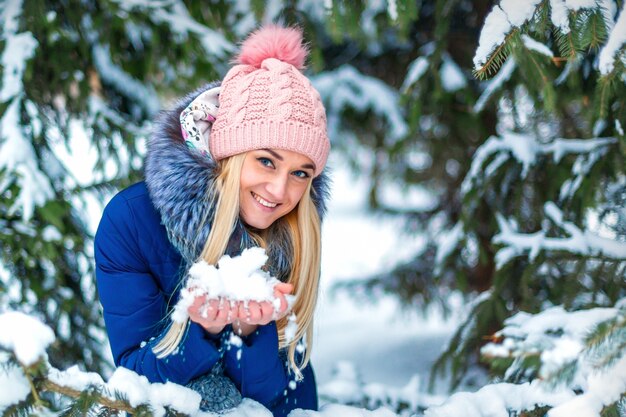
left=94, top=192, right=221, bottom=385
left=222, top=322, right=318, bottom=411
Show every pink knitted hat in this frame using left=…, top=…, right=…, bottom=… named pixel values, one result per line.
left=210, top=25, right=330, bottom=176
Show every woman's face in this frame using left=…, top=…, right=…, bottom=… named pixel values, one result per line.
left=239, top=149, right=314, bottom=230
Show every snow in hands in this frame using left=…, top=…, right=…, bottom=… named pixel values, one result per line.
left=172, top=248, right=297, bottom=336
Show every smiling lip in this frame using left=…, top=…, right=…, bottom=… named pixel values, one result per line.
left=252, top=192, right=278, bottom=208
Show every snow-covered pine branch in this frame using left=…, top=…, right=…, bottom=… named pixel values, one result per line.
left=493, top=202, right=626, bottom=268
left=480, top=300, right=626, bottom=417
left=460, top=131, right=617, bottom=196
left=92, top=43, right=161, bottom=118
left=473, top=0, right=542, bottom=71
left=598, top=1, right=626, bottom=75
left=424, top=300, right=626, bottom=417
left=110, top=0, right=233, bottom=59
left=473, top=57, right=516, bottom=112
left=312, top=65, right=408, bottom=147
left=433, top=222, right=464, bottom=275
left=0, top=0, right=54, bottom=222
left=474, top=0, right=623, bottom=74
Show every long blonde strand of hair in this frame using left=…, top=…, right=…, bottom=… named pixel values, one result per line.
left=277, top=184, right=321, bottom=379
left=152, top=154, right=247, bottom=357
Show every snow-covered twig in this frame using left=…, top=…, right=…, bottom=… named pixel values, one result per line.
left=474, top=0, right=543, bottom=70
left=493, top=202, right=626, bottom=268
left=461, top=131, right=617, bottom=195
left=312, top=65, right=408, bottom=145
left=480, top=302, right=626, bottom=417
left=598, top=1, right=626, bottom=75
left=110, top=0, right=233, bottom=58
left=481, top=305, right=620, bottom=378
left=92, top=44, right=160, bottom=117
left=474, top=0, right=623, bottom=71
left=473, top=57, right=516, bottom=113
left=0, top=2, right=53, bottom=222
left=434, top=222, right=464, bottom=274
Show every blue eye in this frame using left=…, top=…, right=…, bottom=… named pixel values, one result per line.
left=293, top=170, right=310, bottom=179
left=257, top=157, right=274, bottom=168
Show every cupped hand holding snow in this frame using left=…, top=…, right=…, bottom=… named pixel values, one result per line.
left=172, top=248, right=296, bottom=333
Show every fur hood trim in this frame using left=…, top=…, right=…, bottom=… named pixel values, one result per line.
left=144, top=82, right=331, bottom=280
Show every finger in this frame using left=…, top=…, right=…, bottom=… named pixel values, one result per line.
left=274, top=282, right=294, bottom=295
left=227, top=299, right=240, bottom=323
left=215, top=298, right=232, bottom=324
left=259, top=301, right=274, bottom=325
left=188, top=294, right=206, bottom=311
left=236, top=301, right=248, bottom=321
left=247, top=301, right=262, bottom=323
left=187, top=295, right=207, bottom=320
left=273, top=289, right=288, bottom=314
left=203, top=298, right=220, bottom=321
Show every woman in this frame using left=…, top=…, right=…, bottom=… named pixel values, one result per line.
left=94, top=25, right=330, bottom=416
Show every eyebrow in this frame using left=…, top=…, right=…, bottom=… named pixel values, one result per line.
left=262, top=149, right=316, bottom=171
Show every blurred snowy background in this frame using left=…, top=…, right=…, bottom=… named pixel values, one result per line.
left=315, top=154, right=459, bottom=391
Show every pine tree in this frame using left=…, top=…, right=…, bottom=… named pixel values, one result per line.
left=315, top=0, right=626, bottom=393
left=0, top=0, right=246, bottom=376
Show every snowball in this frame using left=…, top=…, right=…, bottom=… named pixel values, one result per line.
left=172, top=248, right=284, bottom=323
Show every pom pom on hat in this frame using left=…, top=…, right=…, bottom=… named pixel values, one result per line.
left=210, top=24, right=330, bottom=176
left=236, top=25, right=308, bottom=70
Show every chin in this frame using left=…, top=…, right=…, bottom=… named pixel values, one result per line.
left=243, top=217, right=276, bottom=230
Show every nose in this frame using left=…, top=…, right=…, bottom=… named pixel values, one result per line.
left=266, top=173, right=289, bottom=200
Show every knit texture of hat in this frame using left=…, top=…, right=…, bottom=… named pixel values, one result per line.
left=210, top=25, right=330, bottom=176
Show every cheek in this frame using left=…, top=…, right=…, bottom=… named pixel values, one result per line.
left=288, top=184, right=308, bottom=208
left=239, top=170, right=252, bottom=192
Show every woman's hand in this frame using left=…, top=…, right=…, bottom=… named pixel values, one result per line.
left=272, top=282, right=294, bottom=319
left=232, top=282, right=294, bottom=336
left=187, top=295, right=238, bottom=335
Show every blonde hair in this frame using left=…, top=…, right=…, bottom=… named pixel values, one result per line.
left=153, top=153, right=322, bottom=378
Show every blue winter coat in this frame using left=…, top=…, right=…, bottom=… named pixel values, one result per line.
left=94, top=83, right=330, bottom=417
